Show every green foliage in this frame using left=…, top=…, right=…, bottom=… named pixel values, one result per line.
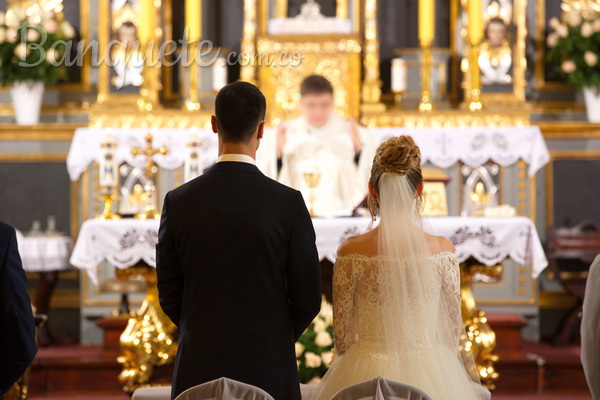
left=546, top=11, right=600, bottom=91
left=0, top=8, right=75, bottom=86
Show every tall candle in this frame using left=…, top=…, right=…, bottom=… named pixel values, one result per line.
left=468, top=0, right=482, bottom=45
left=391, top=58, right=407, bottom=93
left=418, top=0, right=434, bottom=47
left=212, top=58, right=228, bottom=92
left=186, top=0, right=201, bottom=41
left=139, top=0, right=154, bottom=45
left=99, top=133, right=119, bottom=188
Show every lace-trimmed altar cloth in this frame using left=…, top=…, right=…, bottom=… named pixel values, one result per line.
left=70, top=219, right=159, bottom=285
left=18, top=235, right=73, bottom=272
left=66, top=128, right=219, bottom=181
left=370, top=126, right=549, bottom=177
left=67, top=126, right=548, bottom=183
left=313, top=216, right=548, bottom=278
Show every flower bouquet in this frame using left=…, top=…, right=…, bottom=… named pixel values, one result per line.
left=0, top=4, right=75, bottom=124
left=546, top=7, right=600, bottom=121
left=296, top=297, right=335, bottom=385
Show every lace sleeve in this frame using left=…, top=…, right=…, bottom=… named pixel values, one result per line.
left=333, top=255, right=358, bottom=356
left=442, top=254, right=463, bottom=348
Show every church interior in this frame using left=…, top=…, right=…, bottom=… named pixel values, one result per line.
left=0, top=0, right=599, bottom=399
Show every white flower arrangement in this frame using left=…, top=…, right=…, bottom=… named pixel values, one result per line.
left=296, top=297, right=336, bottom=383
left=547, top=7, right=600, bottom=90
left=0, top=5, right=75, bottom=86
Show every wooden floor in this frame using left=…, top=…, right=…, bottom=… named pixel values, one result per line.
left=28, top=338, right=592, bottom=399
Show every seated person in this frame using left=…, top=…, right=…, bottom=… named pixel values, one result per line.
left=0, top=221, right=37, bottom=396
left=258, top=75, right=376, bottom=217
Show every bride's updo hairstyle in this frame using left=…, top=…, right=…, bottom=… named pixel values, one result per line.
left=368, top=135, right=423, bottom=221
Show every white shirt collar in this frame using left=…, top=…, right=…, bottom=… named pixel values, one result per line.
left=216, top=154, right=256, bottom=165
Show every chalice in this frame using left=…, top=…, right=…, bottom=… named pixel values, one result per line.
left=96, top=189, right=121, bottom=220
left=303, top=170, right=321, bottom=217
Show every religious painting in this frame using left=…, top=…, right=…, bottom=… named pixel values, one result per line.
left=451, top=0, right=527, bottom=103
left=109, top=0, right=143, bottom=93
left=480, top=0, right=512, bottom=87
left=96, top=0, right=146, bottom=104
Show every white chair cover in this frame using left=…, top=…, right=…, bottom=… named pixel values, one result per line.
left=469, top=382, right=492, bottom=400
left=300, top=383, right=318, bottom=400
left=132, top=386, right=171, bottom=400
left=581, top=255, right=600, bottom=400
left=329, top=376, right=433, bottom=400
left=174, top=378, right=275, bottom=400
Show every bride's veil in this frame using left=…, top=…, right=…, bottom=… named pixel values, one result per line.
left=375, top=172, right=485, bottom=399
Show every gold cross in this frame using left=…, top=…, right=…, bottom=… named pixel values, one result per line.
left=131, top=134, right=169, bottom=179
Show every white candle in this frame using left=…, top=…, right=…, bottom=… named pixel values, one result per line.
left=391, top=58, right=407, bottom=93
left=212, top=58, right=228, bottom=92
left=185, top=131, right=203, bottom=183
left=99, top=133, right=119, bottom=188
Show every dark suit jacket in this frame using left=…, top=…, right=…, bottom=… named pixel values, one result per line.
left=0, top=222, right=37, bottom=396
left=156, top=160, right=322, bottom=400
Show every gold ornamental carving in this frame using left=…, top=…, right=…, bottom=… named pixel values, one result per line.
left=360, top=109, right=531, bottom=128
left=118, top=267, right=178, bottom=393
left=460, top=260, right=502, bottom=389
left=257, top=35, right=362, bottom=125
left=88, top=110, right=213, bottom=129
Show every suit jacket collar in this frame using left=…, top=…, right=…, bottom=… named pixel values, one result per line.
left=207, top=160, right=262, bottom=174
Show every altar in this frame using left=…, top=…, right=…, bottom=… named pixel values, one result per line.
left=2, top=0, right=599, bottom=397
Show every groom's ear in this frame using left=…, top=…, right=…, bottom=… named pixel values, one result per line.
left=256, top=121, right=265, bottom=140
left=211, top=115, right=218, bottom=134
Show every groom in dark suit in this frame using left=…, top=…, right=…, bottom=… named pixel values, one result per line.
left=157, top=82, right=322, bottom=400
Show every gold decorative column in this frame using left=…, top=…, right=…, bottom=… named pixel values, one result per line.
left=337, top=0, right=349, bottom=18
left=460, top=260, right=500, bottom=389
left=467, top=0, right=483, bottom=111
left=184, top=0, right=202, bottom=111
left=276, top=0, right=287, bottom=18
left=240, top=0, right=258, bottom=85
left=418, top=0, right=434, bottom=112
left=360, top=0, right=386, bottom=113
left=137, top=0, right=161, bottom=111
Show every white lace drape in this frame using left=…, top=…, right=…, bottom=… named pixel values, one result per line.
left=370, top=126, right=549, bottom=177
left=67, top=128, right=219, bottom=181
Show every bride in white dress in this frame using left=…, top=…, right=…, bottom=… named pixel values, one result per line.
left=310, top=136, right=487, bottom=400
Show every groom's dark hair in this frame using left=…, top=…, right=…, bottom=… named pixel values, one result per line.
left=215, top=82, right=266, bottom=144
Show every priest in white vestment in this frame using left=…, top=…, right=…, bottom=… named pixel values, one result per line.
left=257, top=75, right=376, bottom=217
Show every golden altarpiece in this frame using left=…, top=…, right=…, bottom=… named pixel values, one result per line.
left=1, top=0, right=575, bottom=396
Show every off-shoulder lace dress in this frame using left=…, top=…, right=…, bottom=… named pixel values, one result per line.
left=332, top=251, right=462, bottom=358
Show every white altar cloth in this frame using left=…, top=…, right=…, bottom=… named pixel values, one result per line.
left=67, top=128, right=219, bottom=181
left=70, top=219, right=159, bottom=285
left=312, top=216, right=548, bottom=278
left=370, top=126, right=550, bottom=177
left=67, top=126, right=549, bottom=182
left=18, top=235, right=73, bottom=272
left=71, top=216, right=547, bottom=285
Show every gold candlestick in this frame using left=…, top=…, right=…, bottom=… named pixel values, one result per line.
left=184, top=46, right=201, bottom=111
left=96, top=192, right=121, bottom=220
left=394, top=91, right=404, bottom=108
left=418, top=45, right=434, bottom=112
left=303, top=171, right=321, bottom=218
left=468, top=0, right=483, bottom=111
left=184, top=0, right=202, bottom=111
left=469, top=44, right=483, bottom=111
